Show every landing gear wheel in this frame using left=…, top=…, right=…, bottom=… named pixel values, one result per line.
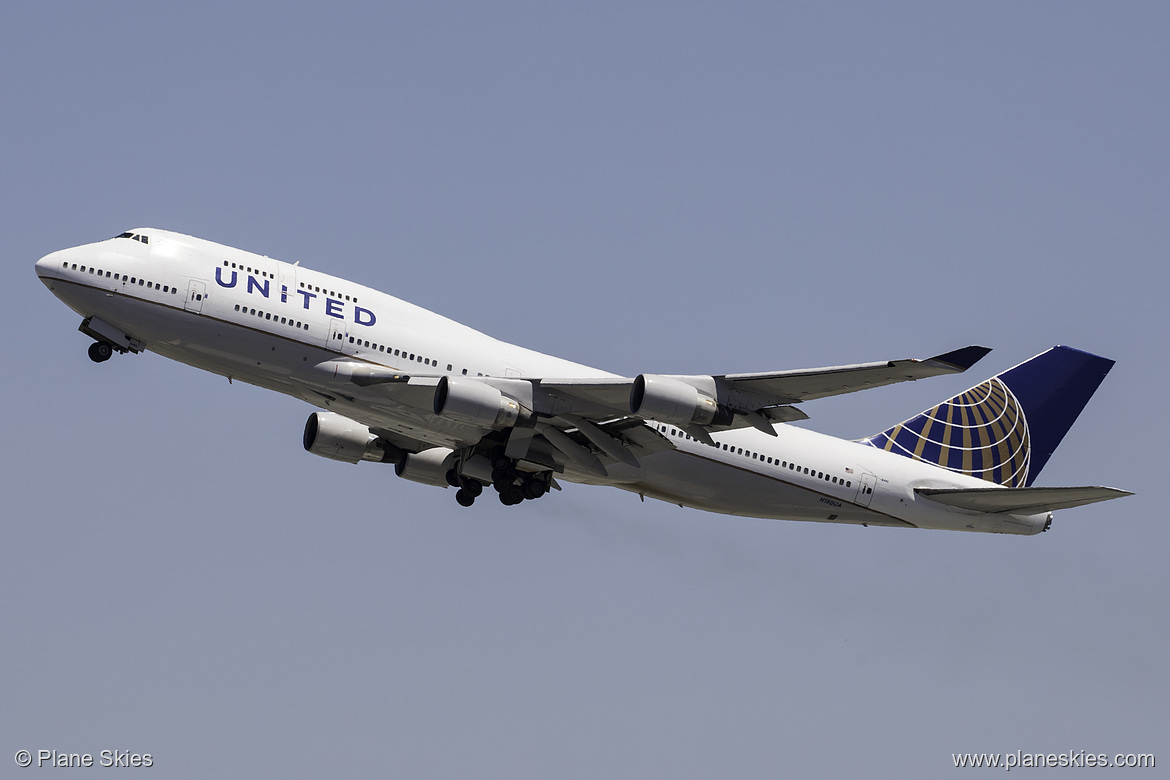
left=88, top=341, right=113, bottom=363
left=522, top=478, right=547, bottom=500
left=455, top=488, right=476, bottom=507
left=463, top=480, right=483, bottom=498
left=445, top=468, right=462, bottom=488
left=491, top=453, right=512, bottom=472
left=501, top=484, right=525, bottom=505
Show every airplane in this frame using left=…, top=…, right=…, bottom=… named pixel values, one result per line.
left=35, top=229, right=1131, bottom=535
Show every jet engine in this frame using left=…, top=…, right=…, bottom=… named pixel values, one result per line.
left=303, top=412, right=403, bottom=464
left=630, top=374, right=733, bottom=427
left=395, top=447, right=455, bottom=487
left=433, top=376, right=525, bottom=430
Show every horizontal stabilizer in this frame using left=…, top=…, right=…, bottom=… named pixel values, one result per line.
left=916, top=485, right=1132, bottom=514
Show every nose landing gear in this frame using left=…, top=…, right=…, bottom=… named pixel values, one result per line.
left=88, top=341, right=114, bottom=363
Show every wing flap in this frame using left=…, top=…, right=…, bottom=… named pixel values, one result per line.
left=916, top=485, right=1132, bottom=514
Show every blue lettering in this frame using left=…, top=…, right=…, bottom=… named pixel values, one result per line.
left=247, top=276, right=270, bottom=298
left=325, top=298, right=344, bottom=318
left=297, top=289, right=316, bottom=309
left=354, top=306, right=376, bottom=326
left=214, top=268, right=238, bottom=288
left=280, top=285, right=288, bottom=303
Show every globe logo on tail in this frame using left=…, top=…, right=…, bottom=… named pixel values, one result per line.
left=863, top=377, right=1030, bottom=487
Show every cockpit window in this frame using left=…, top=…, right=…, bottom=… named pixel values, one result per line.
left=115, top=231, right=150, bottom=244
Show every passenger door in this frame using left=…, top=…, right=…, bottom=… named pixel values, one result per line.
left=856, top=473, right=878, bottom=507
left=327, top=317, right=346, bottom=352
left=185, top=280, right=206, bottom=314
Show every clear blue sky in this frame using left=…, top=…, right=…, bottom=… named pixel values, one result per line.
left=3, top=2, right=1166, bottom=777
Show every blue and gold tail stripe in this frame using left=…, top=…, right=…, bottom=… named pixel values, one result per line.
left=860, top=378, right=1030, bottom=487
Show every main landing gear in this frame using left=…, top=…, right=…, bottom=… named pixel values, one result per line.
left=491, top=451, right=549, bottom=507
left=455, top=480, right=483, bottom=507
left=87, top=341, right=114, bottom=363
left=446, top=447, right=551, bottom=508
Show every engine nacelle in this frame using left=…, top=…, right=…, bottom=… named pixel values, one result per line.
left=303, top=412, right=403, bottom=464
left=433, top=376, right=524, bottom=430
left=630, top=374, right=730, bottom=427
left=395, top=447, right=455, bottom=487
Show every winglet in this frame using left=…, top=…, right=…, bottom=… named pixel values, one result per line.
left=924, top=345, right=992, bottom=372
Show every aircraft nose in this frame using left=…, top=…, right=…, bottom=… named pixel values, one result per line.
left=35, top=251, right=61, bottom=281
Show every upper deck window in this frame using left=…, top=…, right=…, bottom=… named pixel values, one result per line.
left=115, top=232, right=150, bottom=244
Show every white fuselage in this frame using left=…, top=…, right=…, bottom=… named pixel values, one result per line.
left=35, top=230, right=1047, bottom=535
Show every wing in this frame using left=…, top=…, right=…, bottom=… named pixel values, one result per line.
left=715, top=345, right=993, bottom=403
left=536, top=345, right=991, bottom=432
left=299, top=345, right=990, bottom=477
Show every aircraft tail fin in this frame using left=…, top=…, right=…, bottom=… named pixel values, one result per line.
left=860, top=346, right=1115, bottom=487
